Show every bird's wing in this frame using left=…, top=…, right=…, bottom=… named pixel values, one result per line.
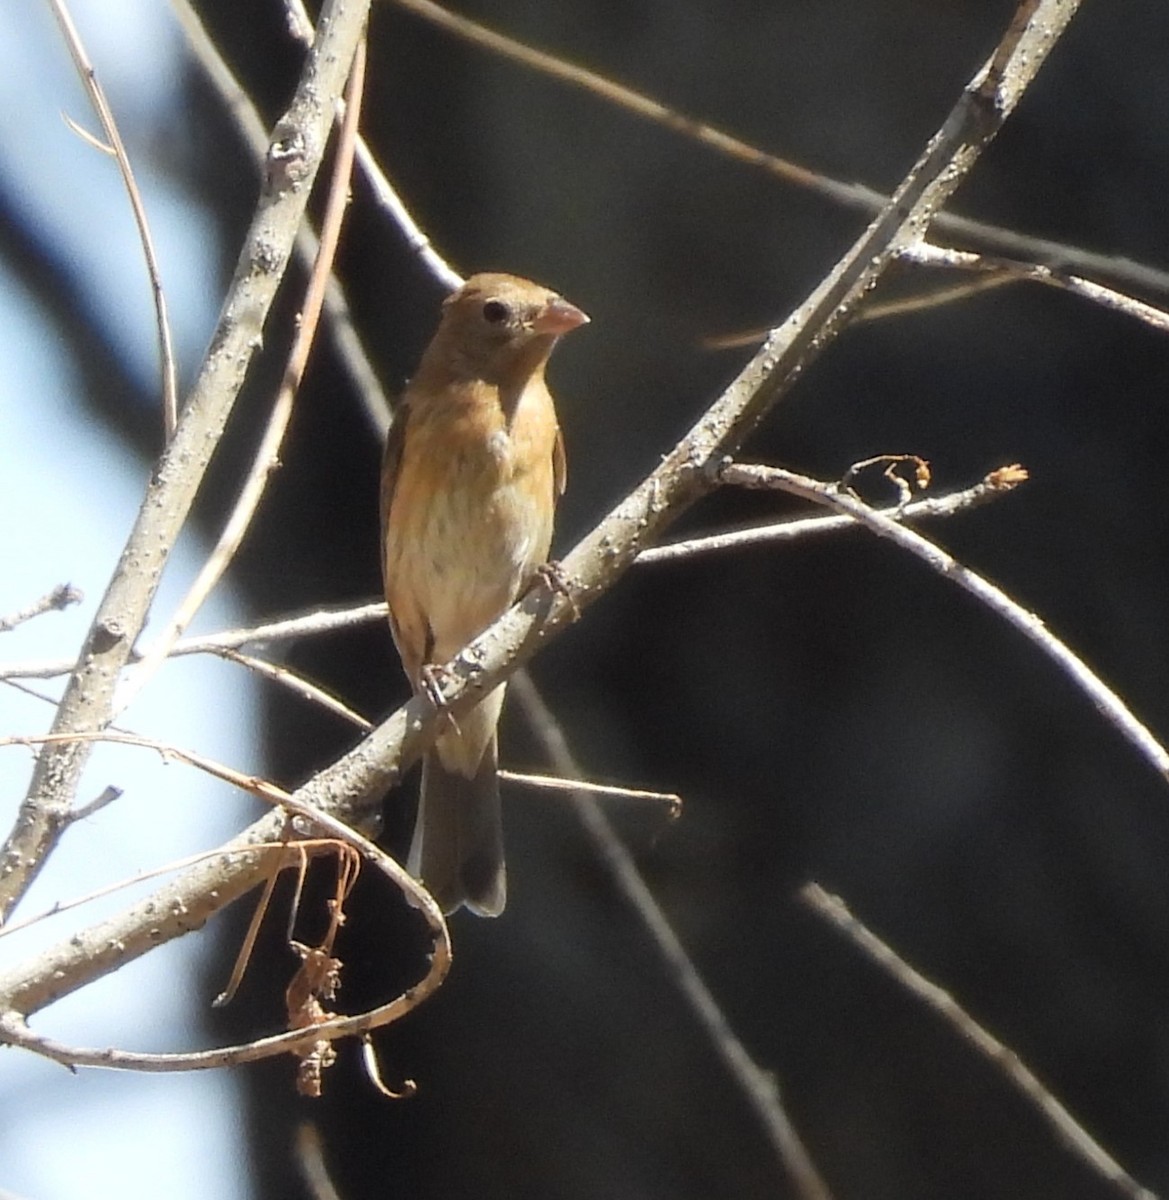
left=553, top=425, right=567, bottom=498
left=379, top=400, right=408, bottom=553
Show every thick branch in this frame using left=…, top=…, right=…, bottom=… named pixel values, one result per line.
left=0, top=0, right=371, bottom=923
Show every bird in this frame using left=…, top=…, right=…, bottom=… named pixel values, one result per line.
left=381, top=273, right=589, bottom=916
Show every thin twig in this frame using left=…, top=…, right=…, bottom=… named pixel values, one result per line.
left=285, top=0, right=466, bottom=293
left=1, top=728, right=294, bottom=804
left=168, top=601, right=385, bottom=656
left=706, top=276, right=1018, bottom=348
left=0, top=469, right=1024, bottom=682
left=639, top=465, right=1027, bottom=566
left=48, top=0, right=178, bottom=437
left=0, top=584, right=82, bottom=633
left=389, top=0, right=1165, bottom=303
left=799, top=883, right=1157, bottom=1200
left=216, top=648, right=376, bottom=730
left=500, top=768, right=682, bottom=817
left=901, top=242, right=1169, bottom=335
left=0, top=0, right=372, bottom=924
left=115, top=35, right=368, bottom=718
left=0, top=601, right=387, bottom=681
left=356, top=141, right=465, bottom=294
left=64, top=784, right=122, bottom=826
left=169, top=0, right=393, bottom=434
left=720, top=462, right=1169, bottom=784
left=513, top=673, right=835, bottom=1200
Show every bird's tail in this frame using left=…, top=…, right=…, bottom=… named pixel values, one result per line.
left=408, top=733, right=506, bottom=917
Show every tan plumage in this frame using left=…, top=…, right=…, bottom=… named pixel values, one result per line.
left=381, top=273, right=587, bottom=915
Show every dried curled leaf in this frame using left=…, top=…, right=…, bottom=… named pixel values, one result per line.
left=287, top=941, right=343, bottom=1098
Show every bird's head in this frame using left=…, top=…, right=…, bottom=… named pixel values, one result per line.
left=430, top=272, right=589, bottom=384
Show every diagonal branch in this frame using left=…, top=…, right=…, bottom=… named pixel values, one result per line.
left=0, top=0, right=1078, bottom=1023
left=0, top=0, right=371, bottom=924
left=800, top=883, right=1157, bottom=1200
left=514, top=673, right=835, bottom=1200
left=114, top=32, right=369, bottom=717
left=390, top=0, right=1158, bottom=300
left=721, top=462, right=1169, bottom=784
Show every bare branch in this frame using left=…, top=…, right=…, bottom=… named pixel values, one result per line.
left=639, top=465, right=1027, bottom=566
left=500, top=768, right=682, bottom=817
left=389, top=0, right=1163, bottom=302
left=0, top=584, right=82, bottom=634
left=901, top=241, right=1169, bottom=335
left=0, top=602, right=387, bottom=682
left=63, top=784, right=122, bottom=826
left=0, top=0, right=371, bottom=923
left=799, top=883, right=1157, bottom=1200
left=48, top=0, right=178, bottom=436
left=214, top=648, right=375, bottom=730
left=720, top=462, right=1169, bottom=785
left=115, top=32, right=369, bottom=717
left=512, top=672, right=833, bottom=1199
left=169, top=0, right=392, bottom=433
left=170, top=602, right=386, bottom=656
left=285, top=0, right=466, bottom=293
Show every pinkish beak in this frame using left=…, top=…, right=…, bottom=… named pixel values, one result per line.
left=533, top=296, right=590, bottom=336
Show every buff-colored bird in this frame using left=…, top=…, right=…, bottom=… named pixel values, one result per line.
left=381, top=273, right=588, bottom=915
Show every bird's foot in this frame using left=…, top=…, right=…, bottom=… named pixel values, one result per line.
left=418, top=663, right=461, bottom=735
left=532, top=560, right=579, bottom=619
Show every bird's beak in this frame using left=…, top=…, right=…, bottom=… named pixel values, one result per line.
left=532, top=296, right=590, bottom=335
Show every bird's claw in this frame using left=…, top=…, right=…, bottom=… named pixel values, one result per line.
left=418, top=664, right=461, bottom=735
left=533, top=560, right=579, bottom=619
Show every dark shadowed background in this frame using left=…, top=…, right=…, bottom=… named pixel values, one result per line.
left=20, top=1, right=1169, bottom=1197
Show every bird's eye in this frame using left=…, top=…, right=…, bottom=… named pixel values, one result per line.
left=482, top=299, right=510, bottom=324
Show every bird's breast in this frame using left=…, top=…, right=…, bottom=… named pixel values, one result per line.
left=384, top=380, right=559, bottom=663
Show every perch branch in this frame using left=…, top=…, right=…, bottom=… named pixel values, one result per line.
left=0, top=0, right=1074, bottom=1030
left=0, top=469, right=1024, bottom=680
